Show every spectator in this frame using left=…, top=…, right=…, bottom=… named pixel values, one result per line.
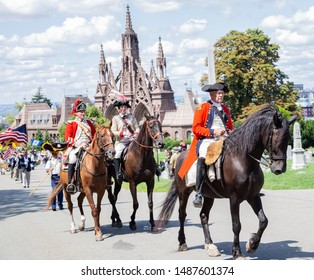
left=45, top=151, right=63, bottom=211
left=20, top=151, right=32, bottom=188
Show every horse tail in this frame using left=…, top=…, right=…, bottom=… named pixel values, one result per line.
left=156, top=179, right=178, bottom=229
left=46, top=181, right=63, bottom=210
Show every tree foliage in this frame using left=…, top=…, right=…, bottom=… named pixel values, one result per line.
left=31, top=87, right=52, bottom=107
left=299, top=119, right=314, bottom=149
left=210, top=29, right=300, bottom=120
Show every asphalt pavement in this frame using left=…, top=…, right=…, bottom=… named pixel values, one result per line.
left=0, top=163, right=314, bottom=260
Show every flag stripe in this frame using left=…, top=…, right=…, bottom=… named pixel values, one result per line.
left=0, top=124, right=27, bottom=144
left=3, top=147, right=12, bottom=160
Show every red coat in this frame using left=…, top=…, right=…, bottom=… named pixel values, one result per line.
left=178, top=102, right=233, bottom=180
left=64, top=120, right=96, bottom=147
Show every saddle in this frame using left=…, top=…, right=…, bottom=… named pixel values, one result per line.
left=185, top=138, right=225, bottom=187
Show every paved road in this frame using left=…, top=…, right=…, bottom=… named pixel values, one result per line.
left=0, top=164, right=314, bottom=260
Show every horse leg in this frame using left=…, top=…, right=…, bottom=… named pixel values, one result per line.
left=229, top=195, right=244, bottom=259
left=77, top=192, right=86, bottom=231
left=107, top=181, right=122, bottom=228
left=246, top=194, right=268, bottom=254
left=201, top=196, right=221, bottom=257
left=64, top=190, right=77, bottom=234
left=129, top=182, right=139, bottom=231
left=146, top=178, right=156, bottom=232
left=177, top=187, right=192, bottom=251
left=84, top=188, right=105, bottom=241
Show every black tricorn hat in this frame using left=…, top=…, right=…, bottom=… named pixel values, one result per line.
left=42, top=142, right=68, bottom=152
left=201, top=82, right=229, bottom=93
left=114, top=100, right=131, bottom=108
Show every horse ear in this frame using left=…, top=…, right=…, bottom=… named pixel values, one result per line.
left=144, top=113, right=150, bottom=120
left=95, top=123, right=100, bottom=130
left=273, top=112, right=282, bottom=129
left=288, top=115, right=297, bottom=125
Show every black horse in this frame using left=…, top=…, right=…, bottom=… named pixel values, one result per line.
left=107, top=114, right=164, bottom=231
left=157, top=105, right=297, bottom=259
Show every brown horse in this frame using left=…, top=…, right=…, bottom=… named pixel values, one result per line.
left=157, top=105, right=297, bottom=259
left=107, top=114, right=164, bottom=231
left=47, top=124, right=115, bottom=241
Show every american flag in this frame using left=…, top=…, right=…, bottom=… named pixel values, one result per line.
left=0, top=124, right=27, bottom=144
left=2, top=147, right=13, bottom=160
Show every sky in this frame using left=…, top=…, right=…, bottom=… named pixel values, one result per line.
left=0, top=0, right=313, bottom=105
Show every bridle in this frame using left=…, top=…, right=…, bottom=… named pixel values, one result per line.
left=81, top=127, right=115, bottom=178
left=85, top=127, right=114, bottom=158
left=267, top=126, right=287, bottom=163
left=134, top=119, right=163, bottom=149
left=226, top=124, right=286, bottom=168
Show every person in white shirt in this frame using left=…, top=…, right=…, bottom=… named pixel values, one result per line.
left=45, top=151, right=63, bottom=211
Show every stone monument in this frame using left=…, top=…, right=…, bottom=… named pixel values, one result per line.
left=291, top=121, right=306, bottom=169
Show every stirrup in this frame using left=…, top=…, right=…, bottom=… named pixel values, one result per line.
left=116, top=172, right=123, bottom=185
left=66, top=183, right=77, bottom=194
left=193, top=192, right=203, bottom=208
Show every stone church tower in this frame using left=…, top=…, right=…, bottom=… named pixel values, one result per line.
left=94, top=5, right=177, bottom=124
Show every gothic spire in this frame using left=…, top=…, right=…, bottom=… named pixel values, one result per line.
left=98, top=44, right=107, bottom=83
left=156, top=37, right=167, bottom=79
left=125, top=4, right=134, bottom=32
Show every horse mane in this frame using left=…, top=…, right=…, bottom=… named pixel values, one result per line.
left=225, top=104, right=281, bottom=153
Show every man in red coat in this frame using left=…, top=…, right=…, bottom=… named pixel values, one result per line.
left=64, top=99, right=96, bottom=194
left=178, top=83, right=234, bottom=207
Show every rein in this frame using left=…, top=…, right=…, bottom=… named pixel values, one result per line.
left=133, top=119, right=163, bottom=149
left=225, top=134, right=272, bottom=168
left=80, top=127, right=114, bottom=177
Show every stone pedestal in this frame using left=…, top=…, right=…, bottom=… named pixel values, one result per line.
left=291, top=122, right=306, bottom=169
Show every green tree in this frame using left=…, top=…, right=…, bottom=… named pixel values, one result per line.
left=85, top=105, right=110, bottom=126
left=5, top=114, right=16, bottom=126
left=35, top=129, right=43, bottom=141
left=44, top=130, right=51, bottom=142
left=206, top=29, right=299, bottom=120
left=58, top=124, right=66, bottom=142
left=32, top=87, right=52, bottom=107
left=299, top=119, right=314, bottom=149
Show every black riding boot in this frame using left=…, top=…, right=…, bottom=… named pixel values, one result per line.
left=66, top=163, right=76, bottom=194
left=193, top=157, right=206, bottom=208
left=113, top=158, right=123, bottom=185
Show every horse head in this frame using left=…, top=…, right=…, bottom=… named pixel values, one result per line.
left=144, top=113, right=164, bottom=149
left=95, top=124, right=115, bottom=161
left=267, top=111, right=297, bottom=174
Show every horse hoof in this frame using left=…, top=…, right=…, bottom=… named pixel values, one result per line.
left=235, top=255, right=247, bottom=260
left=205, top=243, right=221, bottom=257
left=95, top=235, right=104, bottom=241
left=78, top=225, right=85, bottom=231
left=246, top=241, right=256, bottom=254
left=178, top=243, right=188, bottom=251
left=70, top=229, right=77, bottom=234
left=112, top=221, right=123, bottom=228
left=151, top=226, right=158, bottom=233
left=129, top=222, right=137, bottom=231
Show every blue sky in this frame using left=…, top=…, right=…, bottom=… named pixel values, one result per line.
left=0, top=0, right=313, bottom=105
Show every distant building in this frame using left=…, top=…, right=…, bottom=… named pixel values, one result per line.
left=295, top=85, right=314, bottom=119
left=12, top=95, right=92, bottom=142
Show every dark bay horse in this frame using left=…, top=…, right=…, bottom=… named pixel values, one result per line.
left=157, top=105, right=297, bottom=259
left=47, top=125, right=115, bottom=241
left=107, top=114, right=164, bottom=231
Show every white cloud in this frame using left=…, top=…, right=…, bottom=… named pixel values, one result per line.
left=6, top=46, right=52, bottom=59
left=179, top=19, right=207, bottom=34
left=133, top=0, right=182, bottom=12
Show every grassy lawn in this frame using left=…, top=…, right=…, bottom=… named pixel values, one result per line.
left=121, top=158, right=314, bottom=192
left=263, top=159, right=314, bottom=190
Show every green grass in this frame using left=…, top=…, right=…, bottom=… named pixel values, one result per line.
left=121, top=159, right=314, bottom=192
left=263, top=160, right=314, bottom=190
